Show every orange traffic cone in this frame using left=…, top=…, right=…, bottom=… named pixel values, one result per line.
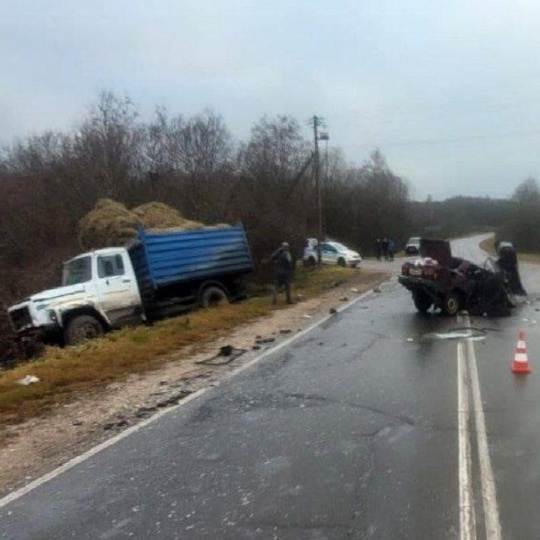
left=511, top=330, right=531, bottom=374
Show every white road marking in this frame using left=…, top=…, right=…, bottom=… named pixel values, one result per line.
left=456, top=314, right=502, bottom=540
left=466, top=337, right=502, bottom=540
left=458, top=341, right=477, bottom=540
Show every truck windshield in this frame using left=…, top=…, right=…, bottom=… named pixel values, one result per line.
left=62, top=256, right=92, bottom=286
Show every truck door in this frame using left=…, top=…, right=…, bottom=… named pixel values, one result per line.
left=95, top=252, right=141, bottom=326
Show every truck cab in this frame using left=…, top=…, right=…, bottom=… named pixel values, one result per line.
left=8, top=247, right=144, bottom=346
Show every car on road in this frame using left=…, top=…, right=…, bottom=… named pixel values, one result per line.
left=404, top=236, right=421, bottom=255
left=398, top=238, right=525, bottom=316
left=303, top=238, right=362, bottom=268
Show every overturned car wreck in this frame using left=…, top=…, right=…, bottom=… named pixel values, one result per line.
left=398, top=239, right=526, bottom=317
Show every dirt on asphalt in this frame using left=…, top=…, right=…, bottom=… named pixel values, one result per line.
left=0, top=265, right=395, bottom=499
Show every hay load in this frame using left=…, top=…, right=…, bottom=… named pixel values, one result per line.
left=78, top=199, right=212, bottom=250
left=132, top=202, right=204, bottom=232
left=78, top=199, right=140, bottom=250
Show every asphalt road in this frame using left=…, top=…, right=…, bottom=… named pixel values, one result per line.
left=2, top=235, right=540, bottom=539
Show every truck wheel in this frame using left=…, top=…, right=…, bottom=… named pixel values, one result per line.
left=412, top=291, right=432, bottom=313
left=442, top=292, right=461, bottom=316
left=65, top=315, right=104, bottom=346
left=201, top=286, right=229, bottom=308
left=337, top=257, right=346, bottom=267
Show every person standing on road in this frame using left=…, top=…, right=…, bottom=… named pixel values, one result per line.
left=382, top=237, right=389, bottom=261
left=270, top=242, right=293, bottom=305
left=375, top=238, right=382, bottom=261
left=387, top=238, right=395, bottom=261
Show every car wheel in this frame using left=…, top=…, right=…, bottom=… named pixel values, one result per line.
left=442, top=292, right=462, bottom=316
left=412, top=291, right=432, bottom=313
left=200, top=286, right=229, bottom=308
left=65, top=315, right=104, bottom=346
left=337, top=257, right=346, bottom=267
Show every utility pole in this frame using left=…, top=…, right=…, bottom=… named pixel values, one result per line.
left=312, top=115, right=323, bottom=266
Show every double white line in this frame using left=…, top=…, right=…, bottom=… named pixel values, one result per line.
left=457, top=315, right=501, bottom=540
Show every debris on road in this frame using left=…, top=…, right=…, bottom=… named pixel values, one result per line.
left=103, top=416, right=130, bottom=431
left=255, top=337, right=276, bottom=345
left=16, top=375, right=40, bottom=386
left=195, top=345, right=247, bottom=366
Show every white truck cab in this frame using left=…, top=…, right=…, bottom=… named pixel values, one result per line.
left=8, top=247, right=143, bottom=346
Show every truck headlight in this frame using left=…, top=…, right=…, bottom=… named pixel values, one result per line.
left=47, top=310, right=58, bottom=323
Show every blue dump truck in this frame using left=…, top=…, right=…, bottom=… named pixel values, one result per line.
left=7, top=224, right=254, bottom=346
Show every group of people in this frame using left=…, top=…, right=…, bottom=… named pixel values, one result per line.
left=375, top=237, right=395, bottom=261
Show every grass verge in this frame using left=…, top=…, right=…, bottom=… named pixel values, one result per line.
left=0, top=266, right=387, bottom=427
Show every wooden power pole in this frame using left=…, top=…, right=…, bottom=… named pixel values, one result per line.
left=312, top=115, right=322, bottom=266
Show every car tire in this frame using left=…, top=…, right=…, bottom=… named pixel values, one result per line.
left=442, top=292, right=462, bottom=316
left=65, top=315, right=104, bottom=346
left=412, top=291, right=432, bottom=313
left=337, top=258, right=346, bottom=267
left=200, top=286, right=229, bottom=308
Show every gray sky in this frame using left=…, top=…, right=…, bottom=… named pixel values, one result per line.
left=2, top=0, right=540, bottom=200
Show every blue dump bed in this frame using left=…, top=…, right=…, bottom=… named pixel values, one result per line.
left=128, top=224, right=254, bottom=295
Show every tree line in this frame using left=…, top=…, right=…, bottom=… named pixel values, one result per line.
left=0, top=90, right=535, bottom=361
left=0, top=92, right=412, bottom=298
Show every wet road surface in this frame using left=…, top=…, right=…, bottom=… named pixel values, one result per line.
left=2, top=235, right=540, bottom=539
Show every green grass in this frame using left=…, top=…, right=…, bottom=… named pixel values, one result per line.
left=0, top=266, right=388, bottom=426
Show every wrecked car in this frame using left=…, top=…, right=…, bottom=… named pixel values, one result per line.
left=398, top=238, right=526, bottom=316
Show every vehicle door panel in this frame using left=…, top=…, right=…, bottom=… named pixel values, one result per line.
left=95, top=253, right=141, bottom=325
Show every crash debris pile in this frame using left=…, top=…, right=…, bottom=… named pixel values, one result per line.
left=78, top=199, right=207, bottom=249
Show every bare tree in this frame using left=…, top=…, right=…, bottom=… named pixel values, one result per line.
left=73, top=91, right=146, bottom=205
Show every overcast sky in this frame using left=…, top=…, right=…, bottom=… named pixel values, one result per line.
left=2, top=0, right=540, bottom=200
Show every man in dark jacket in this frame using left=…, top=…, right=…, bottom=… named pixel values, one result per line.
left=270, top=242, right=293, bottom=305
